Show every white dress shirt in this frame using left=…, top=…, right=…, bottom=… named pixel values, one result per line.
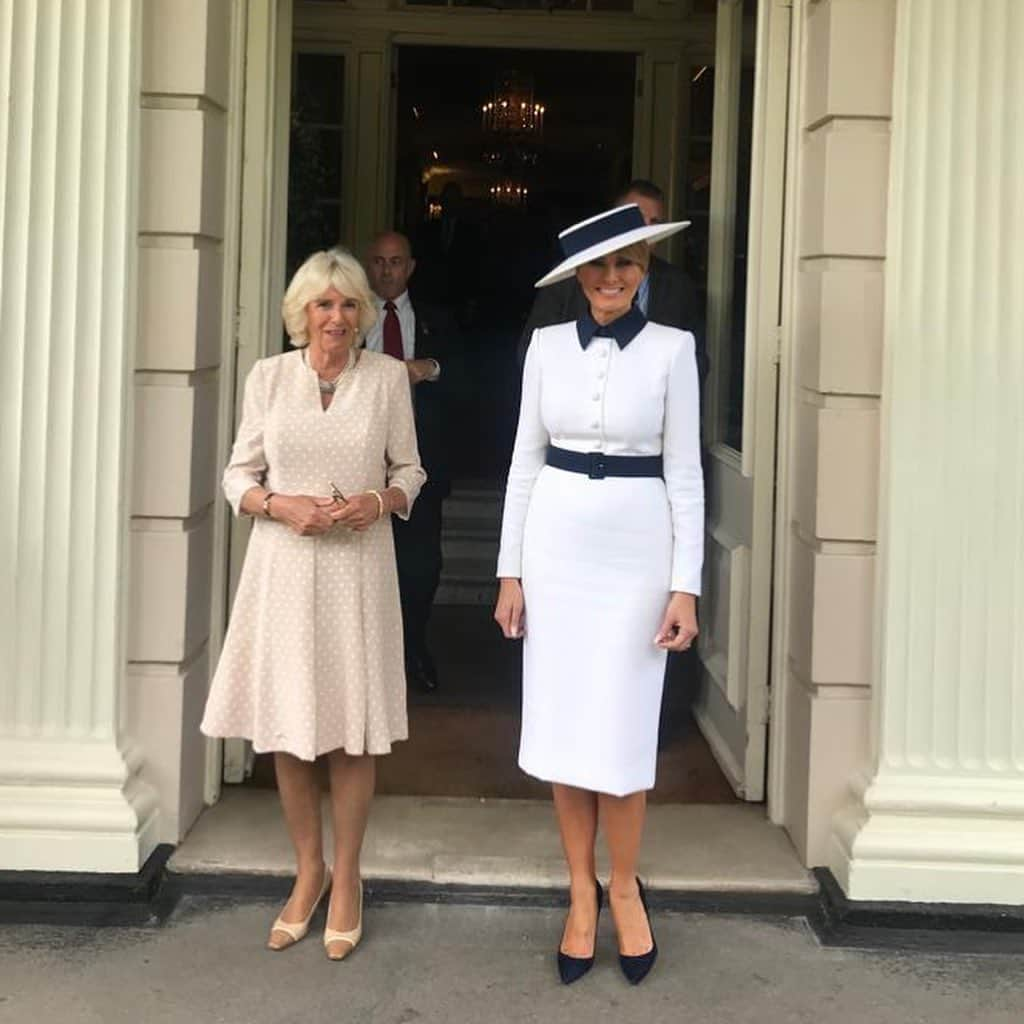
left=365, top=290, right=440, bottom=380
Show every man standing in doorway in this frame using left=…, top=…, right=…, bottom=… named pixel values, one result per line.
left=518, top=179, right=708, bottom=388
left=365, top=231, right=460, bottom=693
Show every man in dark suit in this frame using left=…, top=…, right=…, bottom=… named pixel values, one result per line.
left=365, top=231, right=461, bottom=692
left=518, top=180, right=708, bottom=386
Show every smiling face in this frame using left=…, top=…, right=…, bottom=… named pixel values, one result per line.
left=576, top=249, right=646, bottom=325
left=305, top=286, right=361, bottom=358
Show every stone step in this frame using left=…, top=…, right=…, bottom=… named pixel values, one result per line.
left=169, top=789, right=816, bottom=895
left=442, top=535, right=499, bottom=562
left=438, top=485, right=502, bottom=605
left=437, top=555, right=498, bottom=606
left=442, top=515, right=500, bottom=541
left=435, top=578, right=497, bottom=606
left=443, top=491, right=503, bottom=522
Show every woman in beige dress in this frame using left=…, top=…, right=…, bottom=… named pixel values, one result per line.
left=201, top=248, right=425, bottom=960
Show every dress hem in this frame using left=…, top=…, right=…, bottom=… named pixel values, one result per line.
left=519, top=756, right=653, bottom=799
left=200, top=725, right=408, bottom=762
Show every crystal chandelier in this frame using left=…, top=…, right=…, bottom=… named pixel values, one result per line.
left=489, top=181, right=529, bottom=207
left=481, top=71, right=546, bottom=137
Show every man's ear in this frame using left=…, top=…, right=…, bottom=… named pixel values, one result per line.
left=408, top=258, right=417, bottom=280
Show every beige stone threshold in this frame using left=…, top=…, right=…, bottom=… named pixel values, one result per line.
left=170, top=788, right=815, bottom=895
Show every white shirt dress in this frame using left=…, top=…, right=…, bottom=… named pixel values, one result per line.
left=497, top=318, right=704, bottom=796
left=200, top=348, right=425, bottom=760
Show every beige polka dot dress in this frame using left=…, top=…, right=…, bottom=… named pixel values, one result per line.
left=200, top=348, right=426, bottom=760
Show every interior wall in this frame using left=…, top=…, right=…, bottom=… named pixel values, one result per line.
left=125, top=0, right=237, bottom=844
left=775, top=0, right=896, bottom=864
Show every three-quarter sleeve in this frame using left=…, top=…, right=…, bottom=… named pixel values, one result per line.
left=222, top=360, right=268, bottom=516
left=384, top=361, right=426, bottom=521
left=496, top=332, right=549, bottom=578
left=663, top=333, right=705, bottom=594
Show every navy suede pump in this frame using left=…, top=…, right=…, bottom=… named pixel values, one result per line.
left=617, top=877, right=658, bottom=985
left=557, top=879, right=604, bottom=985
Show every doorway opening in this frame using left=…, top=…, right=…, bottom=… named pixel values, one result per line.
left=396, top=44, right=638, bottom=481
left=234, top=38, right=749, bottom=809
left=228, top=0, right=784, bottom=820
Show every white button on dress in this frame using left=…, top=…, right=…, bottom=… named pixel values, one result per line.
left=498, top=321, right=704, bottom=796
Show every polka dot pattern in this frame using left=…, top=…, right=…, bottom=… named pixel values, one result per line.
left=201, top=349, right=426, bottom=761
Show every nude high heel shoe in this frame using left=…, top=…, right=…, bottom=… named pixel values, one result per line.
left=324, top=880, right=363, bottom=961
left=267, top=868, right=331, bottom=951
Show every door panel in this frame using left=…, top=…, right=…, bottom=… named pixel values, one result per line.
left=694, top=0, right=791, bottom=802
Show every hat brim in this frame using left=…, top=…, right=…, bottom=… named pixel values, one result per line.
left=534, top=220, right=691, bottom=288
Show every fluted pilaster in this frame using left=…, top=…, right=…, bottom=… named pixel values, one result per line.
left=0, top=0, right=157, bottom=871
left=830, top=0, right=1024, bottom=903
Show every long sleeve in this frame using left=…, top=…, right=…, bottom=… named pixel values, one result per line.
left=663, top=333, right=705, bottom=593
left=497, top=332, right=549, bottom=577
left=384, top=360, right=426, bottom=521
left=222, top=360, right=268, bottom=516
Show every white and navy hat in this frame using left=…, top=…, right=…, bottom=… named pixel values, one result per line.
left=535, top=204, right=690, bottom=288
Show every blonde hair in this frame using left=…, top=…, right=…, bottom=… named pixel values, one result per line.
left=281, top=248, right=378, bottom=346
left=614, top=241, right=651, bottom=273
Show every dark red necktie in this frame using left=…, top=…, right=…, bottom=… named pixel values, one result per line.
left=382, top=300, right=404, bottom=360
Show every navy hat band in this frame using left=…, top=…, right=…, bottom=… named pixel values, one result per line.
left=558, top=205, right=646, bottom=260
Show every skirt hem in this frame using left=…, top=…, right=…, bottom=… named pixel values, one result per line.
left=200, top=724, right=408, bottom=762
left=519, top=756, right=653, bottom=799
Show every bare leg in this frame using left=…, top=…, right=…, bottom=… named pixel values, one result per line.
left=599, top=790, right=653, bottom=956
left=324, top=749, right=376, bottom=956
left=269, top=752, right=327, bottom=948
left=552, top=783, right=600, bottom=957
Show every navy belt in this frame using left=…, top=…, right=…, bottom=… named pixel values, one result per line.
left=546, top=445, right=663, bottom=480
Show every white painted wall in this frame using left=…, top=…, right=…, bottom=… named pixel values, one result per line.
left=772, top=0, right=895, bottom=866
left=831, top=0, right=1024, bottom=904
left=124, top=0, right=239, bottom=845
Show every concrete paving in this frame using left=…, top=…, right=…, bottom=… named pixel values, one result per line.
left=1, top=898, right=1021, bottom=1024
left=171, top=789, right=814, bottom=892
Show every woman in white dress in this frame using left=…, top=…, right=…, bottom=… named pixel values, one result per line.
left=494, top=206, right=703, bottom=985
left=201, top=249, right=425, bottom=960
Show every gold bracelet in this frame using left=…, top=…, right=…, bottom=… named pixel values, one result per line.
left=262, top=491, right=276, bottom=518
left=369, top=489, right=385, bottom=521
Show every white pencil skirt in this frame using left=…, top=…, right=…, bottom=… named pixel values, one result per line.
left=518, top=464, right=672, bottom=797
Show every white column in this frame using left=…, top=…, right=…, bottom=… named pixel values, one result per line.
left=830, top=0, right=1024, bottom=903
left=0, top=0, right=158, bottom=871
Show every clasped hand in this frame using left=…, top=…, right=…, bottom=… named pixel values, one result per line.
left=273, top=493, right=382, bottom=536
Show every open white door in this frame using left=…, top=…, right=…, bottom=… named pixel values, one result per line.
left=218, top=0, right=294, bottom=785
left=695, top=0, right=790, bottom=801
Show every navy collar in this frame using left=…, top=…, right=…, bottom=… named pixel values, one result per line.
left=576, top=305, right=647, bottom=350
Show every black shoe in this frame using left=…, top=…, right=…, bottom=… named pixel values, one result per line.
left=557, top=879, right=603, bottom=985
left=618, top=877, right=657, bottom=985
left=418, top=647, right=439, bottom=691
left=405, top=650, right=438, bottom=693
